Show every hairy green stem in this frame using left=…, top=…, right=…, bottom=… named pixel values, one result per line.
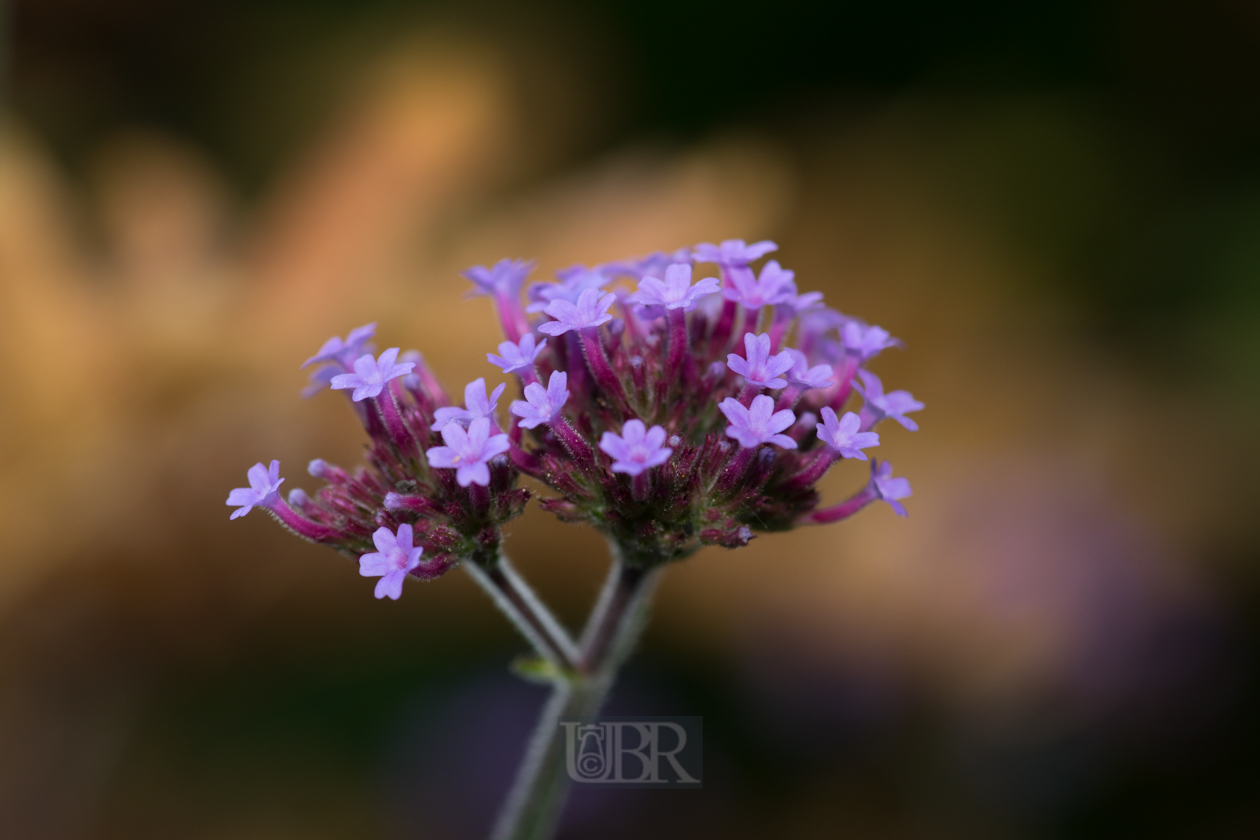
left=490, top=554, right=664, bottom=840
left=464, top=557, right=579, bottom=673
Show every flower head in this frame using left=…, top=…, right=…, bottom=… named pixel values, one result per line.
left=692, top=239, right=777, bottom=266
left=626, top=263, right=720, bottom=312
left=226, top=460, right=285, bottom=519
left=599, top=420, right=673, bottom=476
left=463, top=258, right=535, bottom=299
left=488, top=333, right=546, bottom=374
left=433, top=378, right=506, bottom=431
left=358, top=524, right=424, bottom=600
left=785, top=349, right=835, bottom=390
left=329, top=348, right=415, bottom=402
left=727, top=332, right=795, bottom=389
left=539, top=287, right=617, bottom=336
left=816, top=407, right=879, bottom=460
left=426, top=417, right=511, bottom=487
left=871, top=460, right=912, bottom=517
left=842, top=322, right=901, bottom=361
left=720, top=395, right=797, bottom=449
left=510, top=371, right=570, bottom=429
left=722, top=260, right=798, bottom=309
left=853, top=370, right=924, bottom=431
left=526, top=265, right=610, bottom=313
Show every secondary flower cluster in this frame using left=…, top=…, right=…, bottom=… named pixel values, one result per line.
left=228, top=239, right=922, bottom=597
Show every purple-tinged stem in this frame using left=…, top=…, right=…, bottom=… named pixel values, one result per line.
left=579, top=326, right=626, bottom=405
left=384, top=491, right=441, bottom=517
left=413, top=356, right=449, bottom=406
left=547, top=417, right=597, bottom=472
left=666, top=307, right=688, bottom=381
left=631, top=471, right=650, bottom=502
left=775, top=385, right=803, bottom=412
left=373, top=384, right=413, bottom=452
left=738, top=383, right=761, bottom=407
left=787, top=447, right=838, bottom=488
left=801, top=486, right=876, bottom=525
left=768, top=305, right=791, bottom=351
left=711, top=298, right=738, bottom=350
left=495, top=292, right=530, bottom=343
left=266, top=499, right=345, bottom=544
left=827, top=356, right=859, bottom=413
left=470, top=482, right=491, bottom=515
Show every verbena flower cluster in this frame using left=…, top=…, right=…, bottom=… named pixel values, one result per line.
left=228, top=240, right=922, bottom=597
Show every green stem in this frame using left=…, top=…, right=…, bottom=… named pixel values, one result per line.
left=490, top=555, right=664, bottom=840
left=464, top=556, right=579, bottom=673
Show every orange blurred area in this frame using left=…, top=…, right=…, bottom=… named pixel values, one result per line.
left=2, top=7, right=1259, bottom=839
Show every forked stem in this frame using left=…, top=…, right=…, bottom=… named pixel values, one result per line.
left=490, top=551, right=664, bottom=840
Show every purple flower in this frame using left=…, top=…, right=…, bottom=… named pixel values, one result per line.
left=727, top=332, right=795, bottom=389
left=722, top=260, right=798, bottom=308
left=870, top=461, right=912, bottom=517
left=488, top=333, right=546, bottom=374
left=626, top=263, right=720, bottom=311
left=433, top=378, right=506, bottom=432
left=358, top=523, right=424, bottom=600
left=853, top=370, right=924, bottom=431
left=599, top=420, right=673, bottom=476
left=816, top=407, right=879, bottom=460
left=785, top=349, right=835, bottom=390
left=720, top=395, right=797, bottom=449
left=539, top=287, right=618, bottom=336
left=399, top=350, right=424, bottom=390
left=692, top=239, right=777, bottom=266
left=462, top=258, right=535, bottom=299
left=526, top=265, right=610, bottom=313
left=226, top=460, right=285, bottom=519
left=426, top=417, right=511, bottom=487
left=510, top=371, right=569, bottom=429
left=301, top=323, right=377, bottom=369
left=842, top=322, right=901, bottom=361
left=601, top=248, right=693, bottom=280
left=329, top=348, right=415, bottom=402
left=301, top=323, right=377, bottom=397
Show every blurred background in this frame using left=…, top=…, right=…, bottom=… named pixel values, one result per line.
left=1, top=1, right=1258, bottom=837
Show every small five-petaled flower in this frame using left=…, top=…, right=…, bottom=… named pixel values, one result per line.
left=359, top=523, right=424, bottom=600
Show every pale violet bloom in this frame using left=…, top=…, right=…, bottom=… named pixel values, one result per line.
left=358, top=523, right=424, bottom=600
left=510, top=371, right=569, bottom=429
left=301, top=323, right=377, bottom=397
left=226, top=460, right=285, bottom=519
left=433, top=378, right=507, bottom=432
left=330, top=348, right=415, bottom=402
left=785, top=349, right=835, bottom=390
left=599, top=419, right=673, bottom=476
left=692, top=239, right=777, bottom=266
left=488, top=333, right=546, bottom=374
left=721, top=260, right=798, bottom=308
left=426, top=417, right=511, bottom=487
left=720, top=395, right=797, bottom=449
left=539, top=288, right=617, bottom=336
left=816, top=407, right=879, bottom=460
left=842, top=322, right=901, bottom=361
left=301, top=322, right=377, bottom=369
left=727, top=332, right=795, bottom=389
left=871, top=461, right=912, bottom=517
left=626, top=263, right=720, bottom=311
left=462, top=258, right=535, bottom=298
left=853, top=370, right=924, bottom=431
left=526, top=265, right=611, bottom=313
left=601, top=248, right=693, bottom=280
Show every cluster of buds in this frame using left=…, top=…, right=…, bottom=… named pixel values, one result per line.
left=228, top=239, right=922, bottom=596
